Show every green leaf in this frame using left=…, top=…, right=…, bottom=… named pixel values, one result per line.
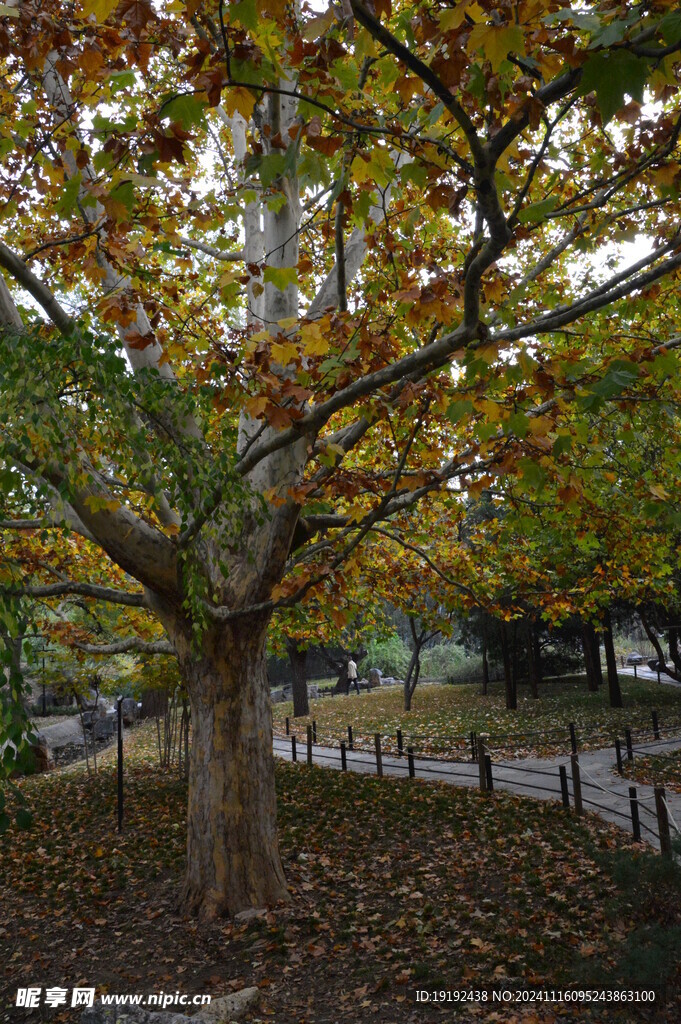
left=659, top=10, right=681, bottom=46
left=161, top=94, right=207, bottom=130
left=263, top=266, right=298, bottom=291
left=518, top=196, right=558, bottom=224
left=109, top=181, right=135, bottom=214
left=506, top=411, right=530, bottom=438
left=56, top=173, right=82, bottom=217
left=579, top=51, right=650, bottom=124
left=108, top=70, right=137, bottom=94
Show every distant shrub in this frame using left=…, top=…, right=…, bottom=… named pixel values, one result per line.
left=420, top=643, right=467, bottom=679
left=359, top=634, right=411, bottom=678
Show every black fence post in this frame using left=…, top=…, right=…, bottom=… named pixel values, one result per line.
left=652, top=709, right=660, bottom=740
left=569, top=722, right=577, bottom=755
left=340, top=741, right=347, bottom=771
left=655, top=786, right=672, bottom=857
left=625, top=728, right=634, bottom=762
left=559, top=765, right=570, bottom=808
left=285, top=716, right=290, bottom=736
left=291, top=735, right=297, bottom=762
left=615, top=738, right=624, bottom=775
left=571, top=754, right=583, bottom=816
left=117, top=696, right=124, bottom=833
left=374, top=733, right=383, bottom=778
left=312, top=720, right=317, bottom=743
left=306, top=725, right=313, bottom=765
left=470, top=730, right=477, bottom=762
left=347, top=725, right=353, bottom=751
left=629, top=786, right=641, bottom=843
left=407, top=746, right=415, bottom=778
left=396, top=728, right=403, bottom=755
left=485, top=754, right=493, bottom=792
left=478, top=735, right=487, bottom=792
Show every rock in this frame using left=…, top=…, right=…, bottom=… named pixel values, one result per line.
left=121, top=697, right=139, bottom=725
left=197, top=988, right=261, bottom=1023
left=368, top=668, right=382, bottom=688
left=269, top=688, right=285, bottom=704
left=31, top=737, right=55, bottom=772
left=234, top=907, right=267, bottom=924
left=307, top=684, right=319, bottom=699
left=93, top=717, right=114, bottom=741
left=82, top=1007, right=191, bottom=1024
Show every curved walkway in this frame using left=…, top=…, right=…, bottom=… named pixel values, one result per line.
left=273, top=734, right=681, bottom=852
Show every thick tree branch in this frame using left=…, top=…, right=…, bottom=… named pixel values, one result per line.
left=2, top=581, right=148, bottom=607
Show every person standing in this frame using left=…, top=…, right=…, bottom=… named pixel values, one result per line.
left=347, top=657, right=360, bottom=695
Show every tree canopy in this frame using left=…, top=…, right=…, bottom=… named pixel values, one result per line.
left=1, top=0, right=681, bottom=916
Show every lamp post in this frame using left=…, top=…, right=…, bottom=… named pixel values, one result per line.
left=116, top=696, right=124, bottom=832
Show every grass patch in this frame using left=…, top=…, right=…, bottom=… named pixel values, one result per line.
left=1, top=723, right=680, bottom=1022
left=274, top=677, right=681, bottom=758
left=622, top=750, right=681, bottom=794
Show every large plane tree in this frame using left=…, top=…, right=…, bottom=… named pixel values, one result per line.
left=1, top=0, right=681, bottom=917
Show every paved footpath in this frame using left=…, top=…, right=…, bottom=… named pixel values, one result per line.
left=273, top=734, right=681, bottom=853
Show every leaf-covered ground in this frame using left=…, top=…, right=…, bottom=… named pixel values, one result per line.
left=622, top=750, right=681, bottom=794
left=2, top=724, right=681, bottom=1023
left=273, top=678, right=681, bottom=759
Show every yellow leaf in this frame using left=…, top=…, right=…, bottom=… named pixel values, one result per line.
left=245, top=396, right=268, bottom=419
left=346, top=503, right=366, bottom=524
left=528, top=415, right=553, bottom=437
left=303, top=9, right=336, bottom=40
left=222, top=86, right=256, bottom=121
left=649, top=483, right=669, bottom=499
left=478, top=398, right=503, bottom=422
left=270, top=340, right=299, bottom=364
left=467, top=23, right=525, bottom=72
left=350, top=154, right=377, bottom=185
left=77, top=0, right=119, bottom=21
left=439, top=1, right=485, bottom=31
left=300, top=321, right=328, bottom=357
left=94, top=846, right=105, bottom=858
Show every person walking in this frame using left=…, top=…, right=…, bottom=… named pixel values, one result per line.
left=347, top=657, right=360, bottom=695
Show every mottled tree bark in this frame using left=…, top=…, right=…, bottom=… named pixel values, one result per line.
left=176, top=617, right=288, bottom=920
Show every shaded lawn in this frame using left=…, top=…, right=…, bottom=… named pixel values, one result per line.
left=622, top=750, right=681, bottom=794
left=2, top=724, right=681, bottom=1023
left=272, top=678, right=681, bottom=759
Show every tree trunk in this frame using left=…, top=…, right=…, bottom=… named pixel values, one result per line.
left=481, top=626, right=489, bottom=695
left=590, top=623, right=603, bottom=687
left=177, top=617, right=288, bottom=920
left=286, top=640, right=309, bottom=718
left=582, top=622, right=599, bottom=692
left=527, top=621, right=539, bottom=699
left=602, top=609, right=623, bottom=709
left=403, top=649, right=421, bottom=712
left=500, top=620, right=516, bottom=710
left=533, top=627, right=542, bottom=687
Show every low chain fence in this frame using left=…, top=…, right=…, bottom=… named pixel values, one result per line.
left=273, top=714, right=681, bottom=858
